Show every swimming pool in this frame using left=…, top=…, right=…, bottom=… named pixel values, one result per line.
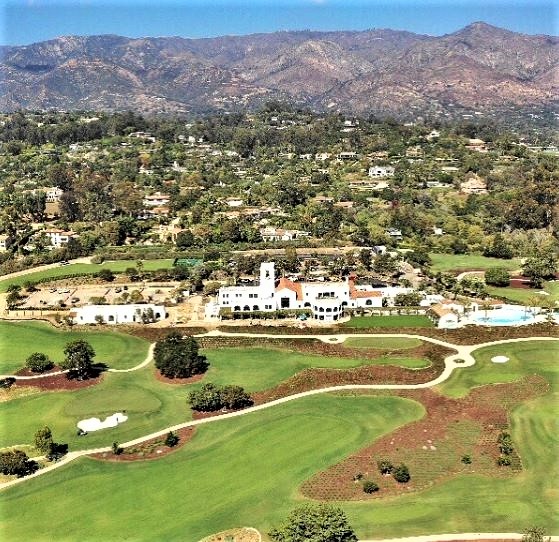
left=470, top=308, right=537, bottom=326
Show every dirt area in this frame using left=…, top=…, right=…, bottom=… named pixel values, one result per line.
left=15, top=366, right=63, bottom=377
left=301, top=375, right=548, bottom=501
left=20, top=283, right=180, bottom=310
left=90, top=426, right=196, bottom=462
left=153, top=369, right=206, bottom=385
left=12, top=373, right=103, bottom=392
left=199, top=527, right=260, bottom=542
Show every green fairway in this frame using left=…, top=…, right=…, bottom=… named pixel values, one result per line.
left=203, top=347, right=431, bottom=390
left=344, top=339, right=559, bottom=537
left=429, top=253, right=521, bottom=273
left=0, top=345, right=432, bottom=449
left=0, top=395, right=424, bottom=542
left=0, top=368, right=193, bottom=450
left=0, top=259, right=174, bottom=292
left=0, top=321, right=150, bottom=373
left=438, top=340, right=559, bottom=398
left=486, top=281, right=559, bottom=305
left=343, top=336, right=423, bottom=350
left=342, top=315, right=434, bottom=328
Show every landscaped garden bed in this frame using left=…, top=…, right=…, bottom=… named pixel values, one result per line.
left=301, top=375, right=547, bottom=501
left=90, top=426, right=195, bottom=462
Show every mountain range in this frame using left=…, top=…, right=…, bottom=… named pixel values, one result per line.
left=1, top=22, right=557, bottom=119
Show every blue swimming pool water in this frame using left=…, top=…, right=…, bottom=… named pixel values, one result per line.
left=471, top=309, right=536, bottom=326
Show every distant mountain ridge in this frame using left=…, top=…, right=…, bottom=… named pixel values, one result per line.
left=1, top=22, right=557, bottom=118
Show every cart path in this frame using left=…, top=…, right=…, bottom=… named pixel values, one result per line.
left=0, top=333, right=557, bottom=491
left=360, top=534, right=559, bottom=542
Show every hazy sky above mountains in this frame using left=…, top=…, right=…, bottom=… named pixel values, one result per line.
left=1, top=0, right=557, bottom=45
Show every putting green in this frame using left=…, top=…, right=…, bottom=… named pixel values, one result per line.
left=438, top=340, right=559, bottom=398
left=0, top=395, right=424, bottom=542
left=0, top=321, right=150, bottom=373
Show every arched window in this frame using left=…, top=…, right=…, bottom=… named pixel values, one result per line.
left=108, top=315, right=114, bottom=322
left=234, top=306, right=241, bottom=311
left=252, top=305, right=259, bottom=311
left=243, top=305, right=250, bottom=311
left=366, top=299, right=372, bottom=306
left=319, top=307, right=324, bottom=312
left=304, top=302, right=311, bottom=307
left=326, top=308, right=332, bottom=313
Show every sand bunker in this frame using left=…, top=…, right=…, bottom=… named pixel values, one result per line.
left=491, top=355, right=510, bottom=364
left=77, top=412, right=128, bottom=432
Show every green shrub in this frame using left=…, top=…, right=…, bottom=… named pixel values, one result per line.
left=363, top=480, right=379, bottom=493
left=377, top=459, right=393, bottom=475
left=392, top=464, right=411, bottom=483
left=25, top=352, right=54, bottom=373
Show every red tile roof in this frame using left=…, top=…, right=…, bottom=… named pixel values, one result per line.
left=276, top=277, right=303, bottom=301
left=348, top=279, right=382, bottom=300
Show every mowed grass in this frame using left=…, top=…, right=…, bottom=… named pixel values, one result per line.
left=438, top=340, right=559, bottom=398
left=429, top=253, right=521, bottom=273
left=0, top=259, right=174, bottom=292
left=343, top=339, right=559, bottom=537
left=486, top=281, right=559, bottom=305
left=343, top=336, right=423, bottom=350
left=342, top=315, right=434, bottom=328
left=0, top=321, right=150, bottom=373
left=0, top=346, right=432, bottom=450
left=203, top=346, right=431, bottom=390
left=0, top=394, right=425, bottom=542
left=0, top=368, right=194, bottom=451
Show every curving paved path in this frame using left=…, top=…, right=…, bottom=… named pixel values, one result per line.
left=1, top=332, right=557, bottom=491
left=360, top=534, right=559, bottom=542
left=0, top=343, right=155, bottom=380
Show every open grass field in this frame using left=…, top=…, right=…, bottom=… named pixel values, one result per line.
left=0, top=394, right=424, bottom=542
left=429, top=253, right=522, bottom=273
left=343, top=336, right=423, bottom=350
left=0, top=345, right=432, bottom=450
left=0, top=259, right=174, bottom=292
left=486, top=281, right=559, bottom=305
left=1, top=339, right=557, bottom=540
left=204, top=347, right=431, bottom=390
left=438, top=340, right=559, bottom=398
left=0, top=321, right=150, bottom=373
left=342, top=314, right=434, bottom=328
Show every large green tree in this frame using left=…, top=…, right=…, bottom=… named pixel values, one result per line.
left=61, top=340, right=95, bottom=380
left=269, top=503, right=357, bottom=542
left=154, top=333, right=209, bottom=379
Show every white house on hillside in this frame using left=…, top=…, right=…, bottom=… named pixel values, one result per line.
left=368, top=166, right=395, bottom=178
left=215, top=262, right=410, bottom=322
left=71, top=304, right=166, bottom=325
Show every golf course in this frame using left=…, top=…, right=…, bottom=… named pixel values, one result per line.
left=0, top=321, right=557, bottom=541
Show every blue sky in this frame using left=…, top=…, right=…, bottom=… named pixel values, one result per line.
left=1, top=0, right=557, bottom=46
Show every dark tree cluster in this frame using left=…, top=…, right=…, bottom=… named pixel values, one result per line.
left=188, top=382, right=253, bottom=412
left=154, top=333, right=209, bottom=379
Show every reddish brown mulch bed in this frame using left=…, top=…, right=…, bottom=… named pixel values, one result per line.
left=15, top=365, right=63, bottom=377
left=250, top=346, right=450, bottom=406
left=119, top=326, right=208, bottom=341
left=90, top=426, right=196, bottom=462
left=13, top=373, right=103, bottom=391
left=153, top=370, right=205, bottom=385
left=300, top=375, right=549, bottom=501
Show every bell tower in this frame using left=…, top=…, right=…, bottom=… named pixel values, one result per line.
left=259, top=262, right=275, bottom=298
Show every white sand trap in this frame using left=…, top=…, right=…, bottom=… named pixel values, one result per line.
left=491, top=355, right=510, bottom=364
left=77, top=412, right=128, bottom=432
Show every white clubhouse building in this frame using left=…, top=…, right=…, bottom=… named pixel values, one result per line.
left=71, top=304, right=166, bottom=325
left=215, top=262, right=409, bottom=322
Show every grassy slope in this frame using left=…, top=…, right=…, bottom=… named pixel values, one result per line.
left=0, top=321, right=150, bottom=373
left=0, top=259, right=174, bottom=292
left=486, top=281, right=559, bottom=305
left=343, top=337, right=423, bottom=349
left=0, top=395, right=424, bottom=542
left=0, top=346, right=430, bottom=449
left=429, top=253, right=522, bottom=273
left=342, top=315, right=434, bottom=328
left=343, top=340, right=559, bottom=538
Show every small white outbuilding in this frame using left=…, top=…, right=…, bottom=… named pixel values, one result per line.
left=71, top=304, right=166, bottom=325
